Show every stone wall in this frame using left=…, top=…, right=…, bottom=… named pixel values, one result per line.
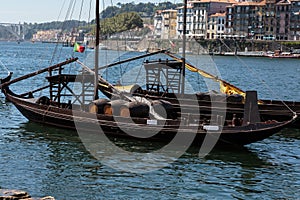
left=101, top=38, right=300, bottom=54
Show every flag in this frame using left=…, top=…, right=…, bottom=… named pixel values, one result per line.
left=74, top=42, right=85, bottom=53
left=169, top=40, right=175, bottom=47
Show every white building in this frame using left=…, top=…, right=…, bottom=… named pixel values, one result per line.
left=153, top=10, right=163, bottom=38
left=207, top=13, right=226, bottom=39
left=176, top=5, right=194, bottom=39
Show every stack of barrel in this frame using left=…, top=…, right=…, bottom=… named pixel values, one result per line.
left=89, top=98, right=149, bottom=118
left=89, top=98, right=178, bottom=120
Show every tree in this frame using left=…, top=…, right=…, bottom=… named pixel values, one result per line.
left=100, top=1, right=181, bottom=19
left=99, top=12, right=143, bottom=36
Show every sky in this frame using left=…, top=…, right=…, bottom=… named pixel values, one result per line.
left=0, top=0, right=178, bottom=24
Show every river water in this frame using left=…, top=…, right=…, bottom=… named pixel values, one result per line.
left=0, top=41, right=299, bottom=199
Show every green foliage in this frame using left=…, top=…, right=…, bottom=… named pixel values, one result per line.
left=281, top=41, right=300, bottom=46
left=88, top=1, right=181, bottom=37
left=101, top=1, right=182, bottom=19
left=279, top=41, right=300, bottom=50
left=90, top=12, right=144, bottom=36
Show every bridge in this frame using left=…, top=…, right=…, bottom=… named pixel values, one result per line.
left=0, top=23, right=28, bottom=41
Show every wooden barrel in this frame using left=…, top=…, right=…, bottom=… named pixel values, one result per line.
left=120, top=105, right=130, bottom=117
left=103, top=100, right=149, bottom=118
left=130, top=84, right=142, bottom=94
left=36, top=96, right=50, bottom=105
left=151, top=99, right=177, bottom=119
left=126, top=101, right=149, bottom=118
left=104, top=99, right=128, bottom=116
left=89, top=98, right=110, bottom=114
left=103, top=104, right=113, bottom=115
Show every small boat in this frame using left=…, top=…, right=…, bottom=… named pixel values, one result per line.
left=266, top=50, right=300, bottom=58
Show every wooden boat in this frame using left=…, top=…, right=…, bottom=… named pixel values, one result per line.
left=0, top=61, right=297, bottom=146
left=97, top=51, right=300, bottom=129
left=0, top=0, right=297, bottom=148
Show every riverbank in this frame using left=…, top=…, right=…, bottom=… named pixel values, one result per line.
left=6, top=38, right=300, bottom=56
left=92, top=38, right=300, bottom=56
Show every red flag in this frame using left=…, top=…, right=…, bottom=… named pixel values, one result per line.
left=74, top=42, right=85, bottom=53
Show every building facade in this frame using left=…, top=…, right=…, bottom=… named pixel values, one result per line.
left=276, top=0, right=291, bottom=40
left=207, top=13, right=226, bottom=39
left=153, top=10, right=163, bottom=38
left=177, top=5, right=194, bottom=38
left=290, top=0, right=300, bottom=40
left=155, top=0, right=300, bottom=41
left=161, top=9, right=178, bottom=39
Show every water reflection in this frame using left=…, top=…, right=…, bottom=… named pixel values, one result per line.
left=17, top=122, right=277, bottom=199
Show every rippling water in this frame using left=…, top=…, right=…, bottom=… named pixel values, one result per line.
left=0, top=41, right=299, bottom=199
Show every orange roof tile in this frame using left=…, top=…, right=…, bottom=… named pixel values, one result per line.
left=189, top=0, right=237, bottom=4
left=235, top=0, right=266, bottom=6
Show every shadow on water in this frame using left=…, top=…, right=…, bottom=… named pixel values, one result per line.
left=19, top=121, right=166, bottom=153
left=276, top=128, right=300, bottom=140
left=19, top=121, right=271, bottom=169
left=19, top=122, right=80, bottom=142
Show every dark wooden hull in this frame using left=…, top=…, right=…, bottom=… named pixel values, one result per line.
left=101, top=86, right=300, bottom=129
left=3, top=89, right=296, bottom=147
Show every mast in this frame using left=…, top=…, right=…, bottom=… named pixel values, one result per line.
left=181, top=0, right=187, bottom=95
left=94, top=0, right=100, bottom=100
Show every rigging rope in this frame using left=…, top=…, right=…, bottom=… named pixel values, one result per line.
left=217, top=38, right=296, bottom=114
left=165, top=51, right=246, bottom=96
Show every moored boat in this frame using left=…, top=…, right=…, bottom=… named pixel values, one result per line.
left=266, top=50, right=300, bottom=58
left=0, top=0, right=297, bottom=149
left=0, top=63, right=297, bottom=146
